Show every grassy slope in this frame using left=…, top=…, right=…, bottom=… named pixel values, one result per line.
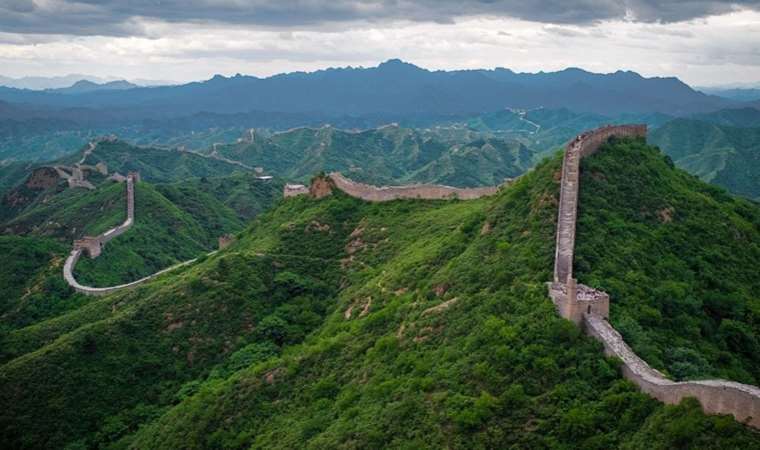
left=2, top=140, right=758, bottom=449
left=155, top=173, right=285, bottom=223
left=2, top=181, right=128, bottom=238
left=74, top=177, right=284, bottom=286
left=575, top=137, right=760, bottom=384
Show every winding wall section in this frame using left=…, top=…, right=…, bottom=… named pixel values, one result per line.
left=548, top=125, right=760, bottom=428
left=285, top=172, right=504, bottom=201
left=62, top=172, right=198, bottom=296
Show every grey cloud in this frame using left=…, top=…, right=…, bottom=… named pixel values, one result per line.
left=1, top=0, right=760, bottom=36
left=0, top=0, right=36, bottom=13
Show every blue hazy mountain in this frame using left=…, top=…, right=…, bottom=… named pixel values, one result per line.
left=0, top=59, right=741, bottom=121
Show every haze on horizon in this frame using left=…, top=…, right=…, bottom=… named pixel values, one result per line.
left=1, top=0, right=760, bottom=87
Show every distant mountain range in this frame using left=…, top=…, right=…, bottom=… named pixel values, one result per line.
left=698, top=87, right=760, bottom=102
left=46, top=80, right=139, bottom=94
left=0, top=74, right=171, bottom=90
left=0, top=60, right=752, bottom=124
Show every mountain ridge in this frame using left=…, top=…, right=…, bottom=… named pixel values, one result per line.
left=0, top=60, right=744, bottom=120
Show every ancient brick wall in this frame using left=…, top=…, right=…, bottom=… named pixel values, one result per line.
left=63, top=172, right=220, bottom=296
left=328, top=172, right=501, bottom=202
left=283, top=183, right=309, bottom=197
left=64, top=247, right=199, bottom=296
left=548, top=124, right=760, bottom=429
left=63, top=173, right=141, bottom=295
left=585, top=315, right=760, bottom=428
left=553, top=125, right=646, bottom=283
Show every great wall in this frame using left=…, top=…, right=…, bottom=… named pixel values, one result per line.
left=61, top=171, right=222, bottom=296
left=58, top=128, right=760, bottom=428
left=284, top=172, right=504, bottom=201
left=547, top=124, right=760, bottom=429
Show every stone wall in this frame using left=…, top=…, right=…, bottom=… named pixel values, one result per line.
left=553, top=124, right=646, bottom=283
left=218, top=234, right=235, bottom=250
left=548, top=280, right=609, bottom=325
left=62, top=172, right=222, bottom=296
left=585, top=315, right=760, bottom=428
left=283, top=183, right=309, bottom=197
left=63, top=173, right=139, bottom=295
left=64, top=247, right=199, bottom=296
left=547, top=124, right=760, bottom=429
left=327, top=172, right=501, bottom=202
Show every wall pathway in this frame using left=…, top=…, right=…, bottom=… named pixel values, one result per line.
left=548, top=124, right=760, bottom=429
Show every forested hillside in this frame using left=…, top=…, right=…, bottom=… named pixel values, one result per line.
left=0, top=148, right=283, bottom=334
left=1, top=138, right=758, bottom=449
left=650, top=118, right=760, bottom=200
left=205, top=125, right=533, bottom=187
left=575, top=138, right=760, bottom=383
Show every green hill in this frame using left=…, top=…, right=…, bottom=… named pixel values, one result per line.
left=0, top=235, right=88, bottom=332
left=650, top=118, right=760, bottom=200
left=66, top=139, right=249, bottom=183
left=575, top=137, right=760, bottom=383
left=0, top=171, right=283, bottom=334
left=204, top=125, right=533, bottom=187
left=1, top=138, right=758, bottom=449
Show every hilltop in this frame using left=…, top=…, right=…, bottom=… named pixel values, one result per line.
left=1, top=137, right=758, bottom=448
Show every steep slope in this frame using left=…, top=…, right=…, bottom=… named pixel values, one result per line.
left=575, top=137, right=760, bottom=383
left=0, top=236, right=86, bottom=331
left=1, top=141, right=759, bottom=449
left=0, top=171, right=283, bottom=333
left=650, top=118, right=760, bottom=200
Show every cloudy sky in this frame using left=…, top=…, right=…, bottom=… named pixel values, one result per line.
left=1, top=0, right=759, bottom=87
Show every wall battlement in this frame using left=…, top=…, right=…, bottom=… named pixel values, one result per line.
left=553, top=124, right=647, bottom=284
left=329, top=172, right=502, bottom=201
left=547, top=124, right=760, bottom=429
left=284, top=172, right=505, bottom=202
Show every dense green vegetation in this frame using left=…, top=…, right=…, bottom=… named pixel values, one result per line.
left=0, top=167, right=282, bottom=340
left=0, top=235, right=90, bottom=332
left=0, top=160, right=35, bottom=197
left=2, top=180, right=131, bottom=238
left=576, top=137, right=760, bottom=383
left=73, top=182, right=228, bottom=286
left=75, top=176, right=283, bottom=286
left=0, top=127, right=94, bottom=162
left=204, top=125, right=534, bottom=187
left=0, top=136, right=284, bottom=286
left=61, top=140, right=249, bottom=183
left=650, top=118, right=760, bottom=200
left=155, top=172, right=283, bottom=225
left=1, top=139, right=758, bottom=449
